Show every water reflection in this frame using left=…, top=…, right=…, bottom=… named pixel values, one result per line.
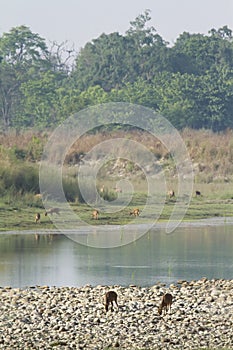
left=0, top=225, right=232, bottom=287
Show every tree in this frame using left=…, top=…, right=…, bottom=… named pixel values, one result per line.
left=0, top=25, right=48, bottom=66
left=0, top=26, right=50, bottom=128
left=72, top=10, right=170, bottom=91
left=125, top=9, right=170, bottom=79
left=0, top=26, right=71, bottom=129
left=170, top=28, right=233, bottom=75
left=109, top=78, right=159, bottom=110
left=209, top=26, right=232, bottom=40
left=19, top=71, right=60, bottom=127
left=72, top=32, right=130, bottom=91
left=0, top=61, right=19, bottom=127
left=46, top=40, right=76, bottom=73
left=194, top=66, right=233, bottom=131
left=1, top=20, right=233, bottom=132
left=151, top=72, right=198, bottom=129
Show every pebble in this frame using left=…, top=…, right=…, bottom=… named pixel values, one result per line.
left=0, top=279, right=232, bottom=349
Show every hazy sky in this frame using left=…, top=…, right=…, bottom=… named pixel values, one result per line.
left=1, top=0, right=233, bottom=51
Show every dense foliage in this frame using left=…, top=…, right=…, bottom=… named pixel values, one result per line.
left=0, top=10, right=233, bottom=131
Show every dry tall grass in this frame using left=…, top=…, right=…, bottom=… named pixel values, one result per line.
left=1, top=128, right=233, bottom=184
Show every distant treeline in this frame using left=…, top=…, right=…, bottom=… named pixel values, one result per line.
left=0, top=10, right=233, bottom=131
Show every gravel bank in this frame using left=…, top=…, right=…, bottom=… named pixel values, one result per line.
left=0, top=278, right=232, bottom=349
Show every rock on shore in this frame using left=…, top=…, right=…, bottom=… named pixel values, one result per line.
left=0, top=278, right=232, bottom=349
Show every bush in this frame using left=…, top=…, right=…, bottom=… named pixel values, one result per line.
left=62, top=178, right=84, bottom=203
left=0, top=164, right=39, bottom=194
left=63, top=178, right=117, bottom=203
left=27, top=136, right=44, bottom=161
left=98, top=186, right=117, bottom=202
left=12, top=146, right=27, bottom=160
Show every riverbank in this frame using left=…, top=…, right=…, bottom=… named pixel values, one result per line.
left=0, top=279, right=232, bottom=349
left=1, top=196, right=233, bottom=232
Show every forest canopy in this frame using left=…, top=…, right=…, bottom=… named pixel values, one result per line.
left=0, top=10, right=233, bottom=131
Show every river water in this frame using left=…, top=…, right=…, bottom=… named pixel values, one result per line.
left=0, top=222, right=232, bottom=287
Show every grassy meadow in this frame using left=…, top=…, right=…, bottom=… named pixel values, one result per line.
left=0, top=128, right=233, bottom=231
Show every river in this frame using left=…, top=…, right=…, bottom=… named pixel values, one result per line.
left=0, top=222, right=232, bottom=287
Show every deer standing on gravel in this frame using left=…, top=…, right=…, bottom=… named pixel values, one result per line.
left=130, top=208, right=140, bottom=216
left=158, top=293, right=173, bottom=315
left=104, top=291, right=118, bottom=312
left=92, top=210, right=99, bottom=220
left=45, top=208, right=60, bottom=216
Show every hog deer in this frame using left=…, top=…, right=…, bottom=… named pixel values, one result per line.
left=168, top=190, right=175, bottom=198
left=45, top=208, right=60, bottom=216
left=104, top=291, right=118, bottom=312
left=100, top=185, right=105, bottom=193
left=92, top=209, right=99, bottom=220
left=114, top=187, right=122, bottom=193
left=195, top=190, right=202, bottom=197
left=158, top=293, right=173, bottom=315
left=35, top=213, right=41, bottom=224
left=34, top=194, right=42, bottom=199
left=130, top=208, right=140, bottom=216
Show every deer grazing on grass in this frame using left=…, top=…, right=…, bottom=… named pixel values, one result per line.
left=130, top=208, right=140, bottom=216
left=104, top=291, right=118, bottom=312
left=168, top=190, right=175, bottom=198
left=45, top=208, right=60, bottom=216
left=92, top=209, right=99, bottom=220
left=99, top=185, right=105, bottom=193
left=35, top=213, right=41, bottom=224
left=158, top=293, right=173, bottom=315
left=114, top=187, right=122, bottom=193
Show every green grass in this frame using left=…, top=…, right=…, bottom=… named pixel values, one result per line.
left=1, top=188, right=233, bottom=232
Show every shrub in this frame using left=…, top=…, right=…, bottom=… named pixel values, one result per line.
left=27, top=136, right=44, bottom=161
left=12, top=146, right=27, bottom=160
left=98, top=186, right=117, bottom=202
left=62, top=178, right=84, bottom=203
left=0, top=164, right=39, bottom=194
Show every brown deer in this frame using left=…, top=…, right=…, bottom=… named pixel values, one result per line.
left=100, top=185, right=105, bottom=193
left=168, top=190, right=175, bottom=198
left=92, top=209, right=99, bottom=220
left=158, top=293, right=173, bottom=315
left=35, top=213, right=41, bottom=224
left=34, top=193, right=42, bottom=199
left=45, top=208, right=60, bottom=216
left=114, top=187, right=122, bottom=193
left=104, top=291, right=118, bottom=312
left=130, top=208, right=140, bottom=216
